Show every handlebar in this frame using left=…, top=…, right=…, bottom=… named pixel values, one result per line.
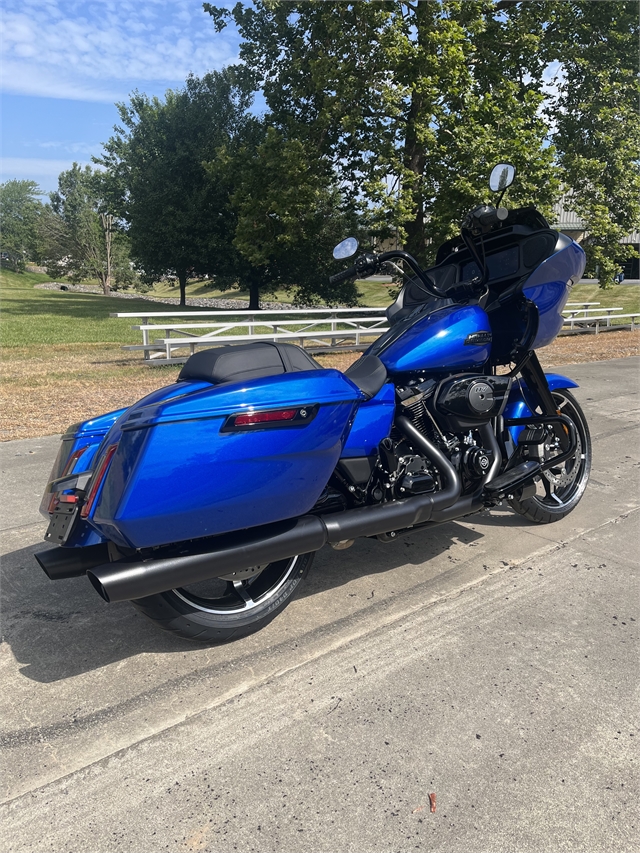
left=445, top=279, right=486, bottom=300
left=329, top=204, right=508, bottom=300
left=462, top=204, right=508, bottom=233
left=328, top=265, right=359, bottom=285
left=328, top=249, right=451, bottom=299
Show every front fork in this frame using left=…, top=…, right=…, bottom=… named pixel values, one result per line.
left=519, top=351, right=558, bottom=416
left=497, top=351, right=573, bottom=473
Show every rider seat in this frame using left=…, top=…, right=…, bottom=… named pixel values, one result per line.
left=178, top=342, right=387, bottom=400
left=179, top=342, right=319, bottom=385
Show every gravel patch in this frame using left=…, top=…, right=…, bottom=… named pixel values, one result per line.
left=33, top=282, right=296, bottom=310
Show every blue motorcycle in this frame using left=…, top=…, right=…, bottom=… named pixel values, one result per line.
left=37, top=165, right=591, bottom=643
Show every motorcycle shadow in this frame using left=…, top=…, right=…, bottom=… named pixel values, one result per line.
left=300, top=519, right=484, bottom=602
left=3, top=520, right=483, bottom=683
left=2, top=542, right=187, bottom=683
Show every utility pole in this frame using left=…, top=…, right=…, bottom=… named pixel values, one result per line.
left=100, top=213, right=113, bottom=295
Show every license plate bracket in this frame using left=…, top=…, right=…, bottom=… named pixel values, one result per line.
left=45, top=504, right=80, bottom=545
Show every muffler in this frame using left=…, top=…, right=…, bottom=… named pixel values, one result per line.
left=85, top=421, right=462, bottom=604
left=35, top=542, right=112, bottom=580
left=87, top=516, right=327, bottom=603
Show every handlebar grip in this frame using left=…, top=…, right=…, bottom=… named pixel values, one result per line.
left=477, top=207, right=499, bottom=228
left=447, top=280, right=484, bottom=301
left=329, top=265, right=358, bottom=285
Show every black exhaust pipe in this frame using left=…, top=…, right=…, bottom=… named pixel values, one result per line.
left=87, top=516, right=328, bottom=603
left=428, top=423, right=501, bottom=524
left=35, top=542, right=112, bottom=580
left=86, top=420, right=462, bottom=604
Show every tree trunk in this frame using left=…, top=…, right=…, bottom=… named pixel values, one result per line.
left=402, top=0, right=429, bottom=264
left=248, top=275, right=261, bottom=310
left=100, top=213, right=113, bottom=296
left=403, top=92, right=427, bottom=263
left=178, top=268, right=187, bottom=306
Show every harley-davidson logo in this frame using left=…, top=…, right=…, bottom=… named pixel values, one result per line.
left=464, top=331, right=493, bottom=346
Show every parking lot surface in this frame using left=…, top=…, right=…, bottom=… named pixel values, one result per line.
left=1, top=357, right=638, bottom=852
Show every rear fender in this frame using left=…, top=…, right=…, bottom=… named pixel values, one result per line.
left=42, top=384, right=214, bottom=548
left=39, top=407, right=129, bottom=547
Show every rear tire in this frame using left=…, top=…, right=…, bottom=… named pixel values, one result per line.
left=131, top=552, right=314, bottom=643
left=508, top=390, right=591, bottom=523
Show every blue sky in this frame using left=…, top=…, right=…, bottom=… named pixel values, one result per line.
left=1, top=0, right=242, bottom=193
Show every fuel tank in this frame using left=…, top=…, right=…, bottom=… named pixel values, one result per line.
left=369, top=304, right=492, bottom=374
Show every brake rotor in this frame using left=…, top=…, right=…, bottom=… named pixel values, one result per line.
left=218, top=564, right=266, bottom=582
left=542, top=433, right=582, bottom=487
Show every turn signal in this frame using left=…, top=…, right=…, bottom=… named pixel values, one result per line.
left=81, top=444, right=118, bottom=518
left=47, top=447, right=87, bottom=513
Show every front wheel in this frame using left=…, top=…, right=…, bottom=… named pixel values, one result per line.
left=131, top=552, right=314, bottom=643
left=508, top=389, right=591, bottom=523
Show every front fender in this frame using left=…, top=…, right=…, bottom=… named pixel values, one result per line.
left=543, top=373, right=579, bottom=393
left=504, top=373, right=579, bottom=442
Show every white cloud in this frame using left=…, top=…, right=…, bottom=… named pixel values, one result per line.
left=1, top=58, right=123, bottom=102
left=38, top=140, right=103, bottom=156
left=0, top=0, right=240, bottom=102
left=0, top=157, right=104, bottom=191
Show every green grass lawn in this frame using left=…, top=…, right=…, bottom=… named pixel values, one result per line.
left=564, top=283, right=640, bottom=321
left=0, top=270, right=237, bottom=349
left=0, top=269, right=394, bottom=352
left=150, top=277, right=295, bottom=304
left=1, top=267, right=637, bottom=355
left=150, top=274, right=396, bottom=307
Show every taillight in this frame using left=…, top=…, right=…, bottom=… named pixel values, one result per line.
left=235, top=408, right=297, bottom=426
left=47, top=447, right=87, bottom=513
left=221, top=405, right=318, bottom=432
left=81, top=443, right=119, bottom=518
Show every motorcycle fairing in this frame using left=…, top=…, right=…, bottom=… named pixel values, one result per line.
left=522, top=237, right=586, bottom=348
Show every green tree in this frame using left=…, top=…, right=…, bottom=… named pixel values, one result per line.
left=211, top=126, right=363, bottom=306
left=97, top=70, right=254, bottom=306
left=546, top=1, right=640, bottom=288
left=0, top=180, right=44, bottom=270
left=99, top=70, right=362, bottom=308
left=207, top=0, right=558, bottom=265
left=44, top=164, right=120, bottom=294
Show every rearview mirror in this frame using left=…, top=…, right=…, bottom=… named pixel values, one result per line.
left=333, top=237, right=359, bottom=260
left=489, top=164, right=515, bottom=193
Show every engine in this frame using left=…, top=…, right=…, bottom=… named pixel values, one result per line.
left=390, top=373, right=506, bottom=495
left=333, top=373, right=505, bottom=508
left=434, top=374, right=511, bottom=430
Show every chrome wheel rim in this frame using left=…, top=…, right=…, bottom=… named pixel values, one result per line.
left=173, top=556, right=300, bottom=615
left=531, top=392, right=589, bottom=508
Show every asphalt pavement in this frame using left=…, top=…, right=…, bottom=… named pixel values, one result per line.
left=1, top=357, right=638, bottom=853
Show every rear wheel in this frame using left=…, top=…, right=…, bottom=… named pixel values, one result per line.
left=508, top=389, right=591, bottom=523
left=131, top=552, right=313, bottom=643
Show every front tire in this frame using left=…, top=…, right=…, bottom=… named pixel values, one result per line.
left=508, top=389, right=591, bottom=523
left=131, top=552, right=314, bottom=643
